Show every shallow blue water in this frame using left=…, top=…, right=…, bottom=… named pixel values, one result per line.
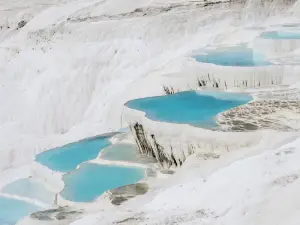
left=100, top=143, right=138, bottom=162
left=126, top=91, right=252, bottom=128
left=194, top=47, right=271, bottom=66
left=61, top=163, right=145, bottom=202
left=261, top=31, right=300, bottom=39
left=2, top=178, right=53, bottom=204
left=36, top=136, right=112, bottom=172
left=0, top=197, right=40, bottom=225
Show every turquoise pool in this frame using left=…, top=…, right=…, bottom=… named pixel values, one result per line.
left=0, top=197, right=40, bottom=225
left=126, top=91, right=252, bottom=128
left=2, top=178, right=54, bottom=204
left=194, top=47, right=271, bottom=67
left=261, top=31, right=300, bottom=39
left=36, top=136, right=112, bottom=172
left=61, top=163, right=145, bottom=202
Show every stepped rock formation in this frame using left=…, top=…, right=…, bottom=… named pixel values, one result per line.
left=123, top=105, right=263, bottom=169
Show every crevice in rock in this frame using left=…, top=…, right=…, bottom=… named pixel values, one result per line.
left=163, top=85, right=176, bottom=95
left=132, top=123, right=155, bottom=157
left=151, top=134, right=172, bottom=168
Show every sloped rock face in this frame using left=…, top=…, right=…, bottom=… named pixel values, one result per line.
left=131, top=123, right=156, bottom=158
left=130, top=122, right=193, bottom=168
left=158, top=59, right=300, bottom=95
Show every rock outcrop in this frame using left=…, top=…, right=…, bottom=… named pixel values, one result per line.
left=108, top=183, right=149, bottom=206
left=30, top=206, right=83, bottom=222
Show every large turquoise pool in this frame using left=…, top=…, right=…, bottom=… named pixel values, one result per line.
left=126, top=91, right=252, bottom=128
left=261, top=31, right=300, bottom=39
left=0, top=197, right=40, bottom=225
left=61, top=163, right=145, bottom=202
left=36, top=136, right=112, bottom=172
left=194, top=47, right=271, bottom=67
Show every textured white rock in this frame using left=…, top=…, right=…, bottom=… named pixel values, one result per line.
left=254, top=36, right=300, bottom=57
left=123, top=104, right=264, bottom=168
left=153, top=58, right=300, bottom=94
left=2, top=0, right=300, bottom=224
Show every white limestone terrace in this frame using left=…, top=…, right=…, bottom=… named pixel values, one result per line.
left=67, top=135, right=300, bottom=225
left=145, top=50, right=300, bottom=96
left=122, top=102, right=263, bottom=169
left=1, top=0, right=300, bottom=224
left=216, top=88, right=300, bottom=131
left=253, top=29, right=300, bottom=58
left=121, top=36, right=300, bottom=169
left=0, top=0, right=249, bottom=173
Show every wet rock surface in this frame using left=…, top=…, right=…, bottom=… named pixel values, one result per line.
left=216, top=99, right=300, bottom=131
left=30, top=206, right=83, bottom=222
left=196, top=152, right=220, bottom=160
left=108, top=183, right=149, bottom=206
left=17, top=20, right=27, bottom=29
left=160, top=170, right=175, bottom=175
left=115, top=213, right=145, bottom=224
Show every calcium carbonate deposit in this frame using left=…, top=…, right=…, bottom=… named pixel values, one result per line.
left=1, top=0, right=300, bottom=224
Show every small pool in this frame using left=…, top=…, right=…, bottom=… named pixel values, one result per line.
left=36, top=136, right=112, bottom=172
left=261, top=31, right=300, bottom=39
left=100, top=143, right=139, bottom=162
left=0, top=197, right=41, bottom=225
left=2, top=178, right=54, bottom=204
left=126, top=91, right=252, bottom=128
left=194, top=47, right=271, bottom=67
left=61, top=163, right=145, bottom=202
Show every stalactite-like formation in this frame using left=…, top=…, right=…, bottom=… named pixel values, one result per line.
left=196, top=72, right=283, bottom=89
left=131, top=123, right=155, bottom=157
left=151, top=134, right=172, bottom=168
left=130, top=122, right=193, bottom=168
left=163, top=85, right=176, bottom=95
left=124, top=104, right=263, bottom=169
left=161, top=69, right=284, bottom=95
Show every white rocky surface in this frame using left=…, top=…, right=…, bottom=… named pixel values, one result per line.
left=1, top=0, right=300, bottom=224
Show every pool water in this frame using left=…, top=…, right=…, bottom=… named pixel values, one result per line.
left=61, top=163, right=145, bottom=202
left=194, top=47, right=271, bottom=66
left=261, top=31, right=300, bottom=39
left=118, top=127, right=129, bottom=132
left=0, top=197, right=40, bottom=225
left=2, top=178, right=54, bottom=204
left=126, top=91, right=252, bottom=128
left=36, top=136, right=112, bottom=172
left=100, top=143, right=139, bottom=162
